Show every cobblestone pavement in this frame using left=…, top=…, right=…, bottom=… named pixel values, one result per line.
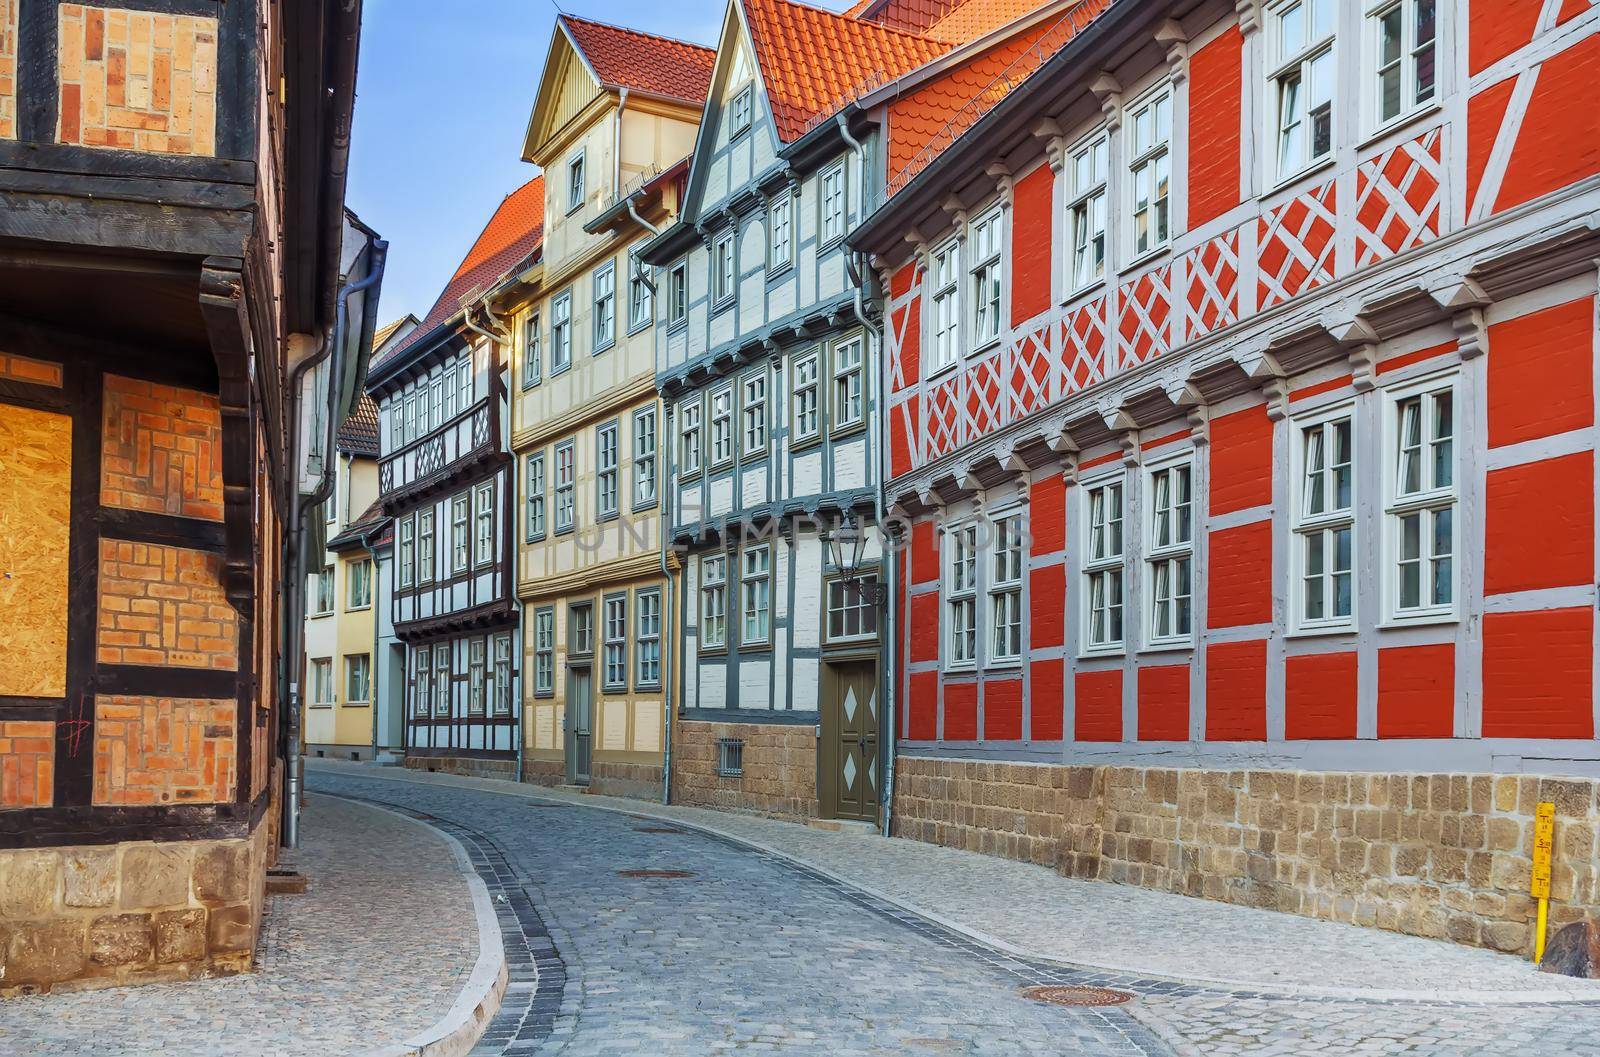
left=0, top=796, right=480, bottom=1057
left=310, top=763, right=1600, bottom=1057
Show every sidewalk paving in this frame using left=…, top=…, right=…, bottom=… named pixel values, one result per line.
left=0, top=796, right=486, bottom=1057
left=309, top=759, right=1600, bottom=1004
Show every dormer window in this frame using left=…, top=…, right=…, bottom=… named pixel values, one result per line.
left=567, top=150, right=586, bottom=214
left=729, top=86, right=753, bottom=137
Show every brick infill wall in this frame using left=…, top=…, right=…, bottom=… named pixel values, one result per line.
left=672, top=720, right=818, bottom=820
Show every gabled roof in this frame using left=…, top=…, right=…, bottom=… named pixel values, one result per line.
left=561, top=15, right=716, bottom=107
left=383, top=176, right=546, bottom=365
left=372, top=315, right=415, bottom=350
left=335, top=392, right=380, bottom=457
left=327, top=497, right=389, bottom=552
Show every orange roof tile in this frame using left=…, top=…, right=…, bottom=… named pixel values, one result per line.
left=923, top=0, right=1056, bottom=43
left=561, top=15, right=716, bottom=108
left=849, top=0, right=962, bottom=35
left=335, top=392, right=381, bottom=456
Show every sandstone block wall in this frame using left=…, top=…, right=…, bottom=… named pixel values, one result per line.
left=673, top=720, right=817, bottom=819
left=404, top=755, right=517, bottom=781
left=591, top=761, right=662, bottom=801
left=892, top=756, right=1600, bottom=955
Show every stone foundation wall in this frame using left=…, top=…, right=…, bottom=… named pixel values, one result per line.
left=672, top=720, right=817, bottom=819
left=403, top=755, right=517, bottom=781
left=520, top=758, right=563, bottom=787
left=892, top=756, right=1600, bottom=955
left=0, top=818, right=269, bottom=994
left=591, top=761, right=662, bottom=801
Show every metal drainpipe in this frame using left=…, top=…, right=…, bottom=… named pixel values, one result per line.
left=614, top=88, right=628, bottom=203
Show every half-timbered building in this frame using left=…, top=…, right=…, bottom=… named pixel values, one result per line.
left=853, top=0, right=1600, bottom=953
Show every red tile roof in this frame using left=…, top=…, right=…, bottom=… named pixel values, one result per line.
left=848, top=0, right=962, bottom=35
left=923, top=0, right=1056, bottom=43
left=327, top=497, right=389, bottom=552
left=561, top=15, right=716, bottom=108
left=335, top=392, right=381, bottom=457
left=385, top=176, right=545, bottom=364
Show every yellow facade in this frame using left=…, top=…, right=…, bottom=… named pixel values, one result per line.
left=303, top=452, right=380, bottom=758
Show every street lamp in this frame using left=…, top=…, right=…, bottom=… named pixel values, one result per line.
left=826, top=509, right=888, bottom=608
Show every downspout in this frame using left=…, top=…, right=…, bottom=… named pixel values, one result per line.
left=614, top=88, right=628, bottom=203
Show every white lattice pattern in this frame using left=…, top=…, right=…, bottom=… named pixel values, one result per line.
left=1061, top=297, right=1109, bottom=398
left=1354, top=128, right=1443, bottom=267
left=1183, top=228, right=1242, bottom=341
left=1258, top=179, right=1338, bottom=309
left=1008, top=319, right=1055, bottom=420
left=1117, top=266, right=1172, bottom=370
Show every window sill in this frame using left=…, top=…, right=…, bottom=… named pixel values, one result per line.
left=1137, top=639, right=1193, bottom=655
left=634, top=683, right=664, bottom=694
left=521, top=378, right=541, bottom=391
left=790, top=434, right=822, bottom=453
left=1359, top=102, right=1443, bottom=153
left=1379, top=612, right=1459, bottom=631
left=593, top=340, right=616, bottom=357
left=630, top=498, right=660, bottom=514
left=1263, top=155, right=1337, bottom=201
left=309, top=703, right=334, bottom=709
left=525, top=534, right=546, bottom=545
left=668, top=319, right=688, bottom=334
left=533, top=690, right=555, bottom=700
left=924, top=360, right=959, bottom=384
left=550, top=363, right=573, bottom=378
left=965, top=338, right=1002, bottom=361
left=712, top=296, right=736, bottom=315
left=595, top=511, right=620, bottom=524
left=341, top=701, right=371, bottom=708
left=1077, top=646, right=1125, bottom=661
left=1118, top=244, right=1172, bottom=278
left=627, top=319, right=654, bottom=337
left=766, top=261, right=794, bottom=281
left=982, top=659, right=1024, bottom=673
left=942, top=664, right=978, bottom=677
left=830, top=421, right=868, bottom=442
left=698, top=645, right=730, bottom=657
left=1285, top=623, right=1357, bottom=640
left=1060, top=278, right=1107, bottom=307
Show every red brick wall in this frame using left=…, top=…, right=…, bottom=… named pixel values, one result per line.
left=1486, top=298, right=1594, bottom=446
left=98, top=540, right=238, bottom=670
left=1136, top=664, right=1188, bottom=741
left=1484, top=452, right=1594, bottom=594
left=1207, top=521, right=1272, bottom=628
left=1010, top=164, right=1054, bottom=322
left=983, top=676, right=1023, bottom=740
left=0, top=721, right=54, bottom=809
left=1377, top=644, right=1455, bottom=738
left=1205, top=640, right=1266, bottom=740
left=1187, top=26, right=1242, bottom=227
left=1482, top=608, right=1594, bottom=738
left=1209, top=406, right=1273, bottom=514
left=101, top=374, right=224, bottom=520
left=1030, top=659, right=1064, bottom=741
left=1491, top=33, right=1600, bottom=214
left=943, top=681, right=977, bottom=741
left=1075, top=669, right=1121, bottom=742
left=93, top=696, right=236, bottom=806
left=1285, top=652, right=1357, bottom=740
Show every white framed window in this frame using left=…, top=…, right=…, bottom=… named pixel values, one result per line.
left=741, top=370, right=767, bottom=458
left=417, top=510, right=435, bottom=583
left=389, top=402, right=407, bottom=451
left=433, top=642, right=451, bottom=717
left=1127, top=89, right=1173, bottom=257
left=554, top=439, right=576, bottom=534
left=405, top=390, right=422, bottom=445
left=1269, top=0, right=1336, bottom=182
left=522, top=312, right=541, bottom=388
left=701, top=555, right=728, bottom=649
left=347, top=559, right=372, bottom=610
left=628, top=254, right=653, bottom=331
left=603, top=595, right=627, bottom=691
left=1385, top=374, right=1457, bottom=622
left=491, top=633, right=512, bottom=716
left=945, top=524, right=978, bottom=669
left=468, top=637, right=487, bottom=717
left=768, top=192, right=793, bottom=270
left=567, top=150, right=585, bottom=213
left=928, top=239, right=960, bottom=373
left=314, top=564, right=335, bottom=614
left=442, top=367, right=459, bottom=423
left=1293, top=409, right=1355, bottom=630
left=411, top=650, right=430, bottom=716
left=533, top=607, right=555, bottom=696
left=968, top=208, right=1004, bottom=348
left=312, top=657, right=333, bottom=705
left=1371, top=0, right=1437, bottom=128
left=825, top=576, right=879, bottom=642
left=710, top=384, right=734, bottom=466
left=820, top=162, right=847, bottom=245
left=450, top=493, right=470, bottom=575
left=635, top=588, right=663, bottom=688
left=714, top=233, right=736, bottom=307
left=989, top=514, right=1024, bottom=663
left=668, top=261, right=688, bottom=326
left=474, top=481, right=494, bottom=567
left=1067, top=130, right=1109, bottom=290
left=397, top=521, right=414, bottom=589
left=551, top=292, right=573, bottom=372
left=456, top=355, right=473, bottom=411
left=596, top=420, right=619, bottom=519
left=633, top=407, right=658, bottom=509
left=679, top=397, right=703, bottom=476
left=1083, top=476, right=1126, bottom=652
left=525, top=452, right=546, bottom=542
left=729, top=85, right=753, bottom=136
left=832, top=336, right=864, bottom=432
left=741, top=545, right=771, bottom=646
left=792, top=351, right=820, bottom=442
left=1146, top=458, right=1195, bottom=645
left=593, top=261, right=616, bottom=352
left=429, top=376, right=445, bottom=430
left=345, top=653, right=371, bottom=703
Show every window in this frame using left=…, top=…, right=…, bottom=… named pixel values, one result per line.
left=741, top=371, right=767, bottom=457
left=430, top=375, right=445, bottom=430
left=433, top=642, right=451, bottom=716
left=311, top=658, right=333, bottom=705
left=701, top=555, right=727, bottom=649
left=522, top=312, right=541, bottom=388
left=989, top=515, right=1024, bottom=662
left=768, top=193, right=793, bottom=270
left=390, top=402, right=407, bottom=450
left=1373, top=0, right=1436, bottom=127
left=792, top=352, right=820, bottom=442
left=418, top=510, right=435, bottom=583
left=668, top=261, right=687, bottom=326
left=533, top=607, right=555, bottom=696
left=442, top=366, right=458, bottom=423
left=832, top=336, right=864, bottom=431
left=741, top=545, right=771, bottom=646
left=1068, top=131, right=1109, bottom=290
left=525, top=453, right=546, bottom=541
left=570, top=603, right=594, bottom=657
left=603, top=595, right=627, bottom=691
left=491, top=633, right=512, bottom=716
left=474, top=482, right=494, bottom=567
left=628, top=254, right=653, bottom=331
left=346, top=654, right=371, bottom=703
left=451, top=493, right=471, bottom=574
left=1291, top=412, right=1355, bottom=629
left=1387, top=378, right=1456, bottom=620
left=554, top=439, right=576, bottom=533
left=593, top=262, right=616, bottom=352
left=820, top=163, right=846, bottom=245
left=968, top=208, right=1004, bottom=347
left=551, top=292, right=573, bottom=372
left=397, top=520, right=415, bottom=588
left=411, top=650, right=431, bottom=716
left=314, top=564, right=335, bottom=614
left=1128, top=90, right=1173, bottom=256
left=679, top=398, right=703, bottom=476
left=596, top=421, right=619, bottom=519
left=1084, top=477, right=1125, bottom=651
left=929, top=240, right=960, bottom=373
left=347, top=559, right=372, bottom=610
left=635, top=588, right=662, bottom=688
left=468, top=638, right=487, bottom=717
left=456, top=355, right=473, bottom=411
left=567, top=150, right=585, bottom=213
left=729, top=84, right=753, bottom=135
left=826, top=576, right=879, bottom=642
left=406, top=390, right=422, bottom=444
left=945, top=525, right=978, bottom=668
left=1146, top=460, right=1195, bottom=644
left=633, top=408, right=657, bottom=508
left=714, top=233, right=736, bottom=306
left=710, top=385, right=734, bottom=466
left=1270, top=0, right=1336, bottom=181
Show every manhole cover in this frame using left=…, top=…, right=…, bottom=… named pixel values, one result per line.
left=634, top=826, right=685, bottom=834
left=1021, top=985, right=1134, bottom=1007
left=617, top=868, right=696, bottom=879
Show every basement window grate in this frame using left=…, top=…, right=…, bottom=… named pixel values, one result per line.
left=717, top=737, right=744, bottom=777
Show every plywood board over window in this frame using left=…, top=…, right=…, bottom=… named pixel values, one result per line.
left=0, top=402, right=72, bottom=698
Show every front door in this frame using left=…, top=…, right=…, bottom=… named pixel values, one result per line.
left=566, top=666, right=592, bottom=785
left=820, top=661, right=879, bottom=822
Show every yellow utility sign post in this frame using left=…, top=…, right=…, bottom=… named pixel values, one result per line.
left=1532, top=801, right=1555, bottom=964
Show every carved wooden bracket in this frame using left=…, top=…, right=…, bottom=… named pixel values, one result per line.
left=1090, top=72, right=1123, bottom=131
left=1431, top=279, right=1491, bottom=360
left=1155, top=20, right=1189, bottom=85
left=199, top=257, right=255, bottom=616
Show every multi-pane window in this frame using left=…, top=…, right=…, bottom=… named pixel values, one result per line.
left=628, top=254, right=653, bottom=330
left=742, top=371, right=767, bottom=457
left=714, top=233, right=736, bottom=306
left=1373, top=0, right=1436, bottom=126
left=474, top=482, right=494, bottom=567
left=554, top=439, right=576, bottom=533
left=989, top=515, right=1025, bottom=662
left=390, top=402, right=407, bottom=450
left=522, top=312, right=541, bottom=387
left=406, top=390, right=423, bottom=443
left=593, top=262, right=616, bottom=351
left=603, top=596, right=627, bottom=691
left=346, top=653, right=371, bottom=702
left=429, top=375, right=445, bottom=430
left=533, top=607, right=555, bottom=696
left=571, top=603, right=594, bottom=657
left=1146, top=461, right=1194, bottom=644
left=1295, top=413, right=1354, bottom=628
left=635, top=588, right=662, bottom=688
left=710, top=385, right=734, bottom=465
left=1068, top=131, right=1109, bottom=289
left=315, top=564, right=335, bottom=614
left=769, top=193, right=793, bottom=269
left=929, top=240, right=960, bottom=373
left=741, top=546, right=771, bottom=646
left=551, top=292, right=573, bottom=372
left=668, top=262, right=687, bottom=325
left=411, top=651, right=430, bottom=716
left=820, top=163, right=846, bottom=244
left=832, top=337, right=864, bottom=430
left=1128, top=90, right=1172, bottom=256
left=525, top=453, right=546, bottom=541
left=417, top=510, right=435, bottom=583
left=312, top=658, right=333, bottom=705
left=968, top=208, right=1003, bottom=347
left=433, top=642, right=451, bottom=717
left=347, top=559, right=372, bottom=609
left=456, top=355, right=473, bottom=410
left=596, top=421, right=619, bottom=518
left=442, top=365, right=458, bottom=422
left=1388, top=379, right=1456, bottom=618
left=398, top=520, right=415, bottom=588
left=1270, top=0, right=1336, bottom=181
left=491, top=633, right=511, bottom=716
left=945, top=525, right=978, bottom=667
left=451, top=494, right=471, bottom=574
left=701, top=555, right=727, bottom=649
left=633, top=408, right=657, bottom=508
left=792, top=352, right=820, bottom=441
left=730, top=85, right=753, bottom=135
left=567, top=151, right=585, bottom=212
left=468, top=637, right=486, bottom=717
left=826, top=576, right=879, bottom=642
left=679, top=398, right=703, bottom=475
left=1084, top=477, right=1125, bottom=651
